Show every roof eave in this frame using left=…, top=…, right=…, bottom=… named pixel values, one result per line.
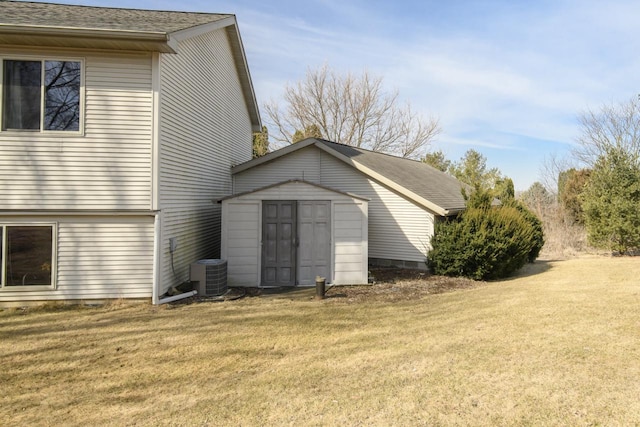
left=224, top=23, right=261, bottom=132
left=0, top=24, right=175, bottom=53
left=443, top=207, right=465, bottom=217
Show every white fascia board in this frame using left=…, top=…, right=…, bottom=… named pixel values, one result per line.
left=0, top=24, right=168, bottom=41
left=0, top=24, right=175, bottom=53
left=167, top=16, right=236, bottom=43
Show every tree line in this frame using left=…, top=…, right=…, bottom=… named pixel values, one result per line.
left=521, top=96, right=640, bottom=255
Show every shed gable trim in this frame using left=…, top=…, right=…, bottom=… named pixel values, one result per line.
left=219, top=179, right=369, bottom=202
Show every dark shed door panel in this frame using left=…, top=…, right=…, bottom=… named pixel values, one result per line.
left=262, top=201, right=296, bottom=287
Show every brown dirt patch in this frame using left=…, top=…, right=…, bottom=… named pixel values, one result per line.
left=167, top=268, right=484, bottom=305
left=324, top=268, right=483, bottom=303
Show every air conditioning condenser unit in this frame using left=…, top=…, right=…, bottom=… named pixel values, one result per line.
left=190, top=259, right=227, bottom=296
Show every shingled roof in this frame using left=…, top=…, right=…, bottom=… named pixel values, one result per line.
left=232, top=138, right=468, bottom=216
left=0, top=1, right=236, bottom=54
left=0, top=1, right=231, bottom=35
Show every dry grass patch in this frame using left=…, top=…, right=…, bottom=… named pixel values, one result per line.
left=2, top=257, right=640, bottom=425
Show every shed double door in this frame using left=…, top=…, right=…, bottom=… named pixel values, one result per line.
left=262, top=200, right=330, bottom=287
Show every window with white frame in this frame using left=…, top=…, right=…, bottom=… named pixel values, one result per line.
left=0, top=225, right=55, bottom=287
left=2, top=59, right=82, bottom=132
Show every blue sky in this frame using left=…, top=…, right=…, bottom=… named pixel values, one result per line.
left=48, top=0, right=640, bottom=190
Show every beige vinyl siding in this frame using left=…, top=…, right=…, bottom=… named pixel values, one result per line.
left=233, top=147, right=321, bottom=192
left=0, top=49, right=153, bottom=210
left=0, top=215, right=154, bottom=303
left=158, top=28, right=253, bottom=294
left=232, top=145, right=435, bottom=264
left=319, top=152, right=434, bottom=264
left=333, top=201, right=368, bottom=284
left=221, top=201, right=260, bottom=287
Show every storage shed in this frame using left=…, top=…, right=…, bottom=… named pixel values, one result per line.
left=231, top=138, right=468, bottom=270
left=220, top=180, right=369, bottom=287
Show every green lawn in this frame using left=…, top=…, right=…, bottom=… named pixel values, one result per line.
left=1, top=256, right=639, bottom=426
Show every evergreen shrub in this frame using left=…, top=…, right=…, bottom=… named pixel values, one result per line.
left=428, top=199, right=544, bottom=280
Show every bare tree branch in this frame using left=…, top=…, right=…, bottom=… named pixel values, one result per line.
left=264, top=64, right=441, bottom=158
left=573, top=96, right=640, bottom=167
left=539, top=152, right=575, bottom=195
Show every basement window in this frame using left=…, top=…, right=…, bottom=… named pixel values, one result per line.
left=1, top=59, right=82, bottom=132
left=0, top=225, right=56, bottom=288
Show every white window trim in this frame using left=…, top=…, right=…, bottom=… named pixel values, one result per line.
left=0, top=222, right=57, bottom=291
left=0, top=55, right=85, bottom=136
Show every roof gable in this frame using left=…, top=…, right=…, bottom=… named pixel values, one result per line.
left=232, top=138, right=468, bottom=216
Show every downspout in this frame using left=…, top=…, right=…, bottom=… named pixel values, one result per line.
left=152, top=213, right=161, bottom=305
left=151, top=51, right=161, bottom=305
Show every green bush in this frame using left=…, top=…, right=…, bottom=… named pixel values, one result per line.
left=582, top=147, right=640, bottom=254
left=505, top=199, right=545, bottom=262
left=428, top=201, right=543, bottom=280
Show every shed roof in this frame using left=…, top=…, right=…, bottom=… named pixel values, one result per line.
left=232, top=138, right=468, bottom=216
left=0, top=1, right=261, bottom=131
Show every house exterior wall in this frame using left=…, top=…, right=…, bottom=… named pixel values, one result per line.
left=0, top=47, right=156, bottom=305
left=0, top=215, right=154, bottom=304
left=0, top=47, right=153, bottom=210
left=157, top=28, right=253, bottom=295
left=221, top=181, right=368, bottom=286
left=233, top=146, right=435, bottom=267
